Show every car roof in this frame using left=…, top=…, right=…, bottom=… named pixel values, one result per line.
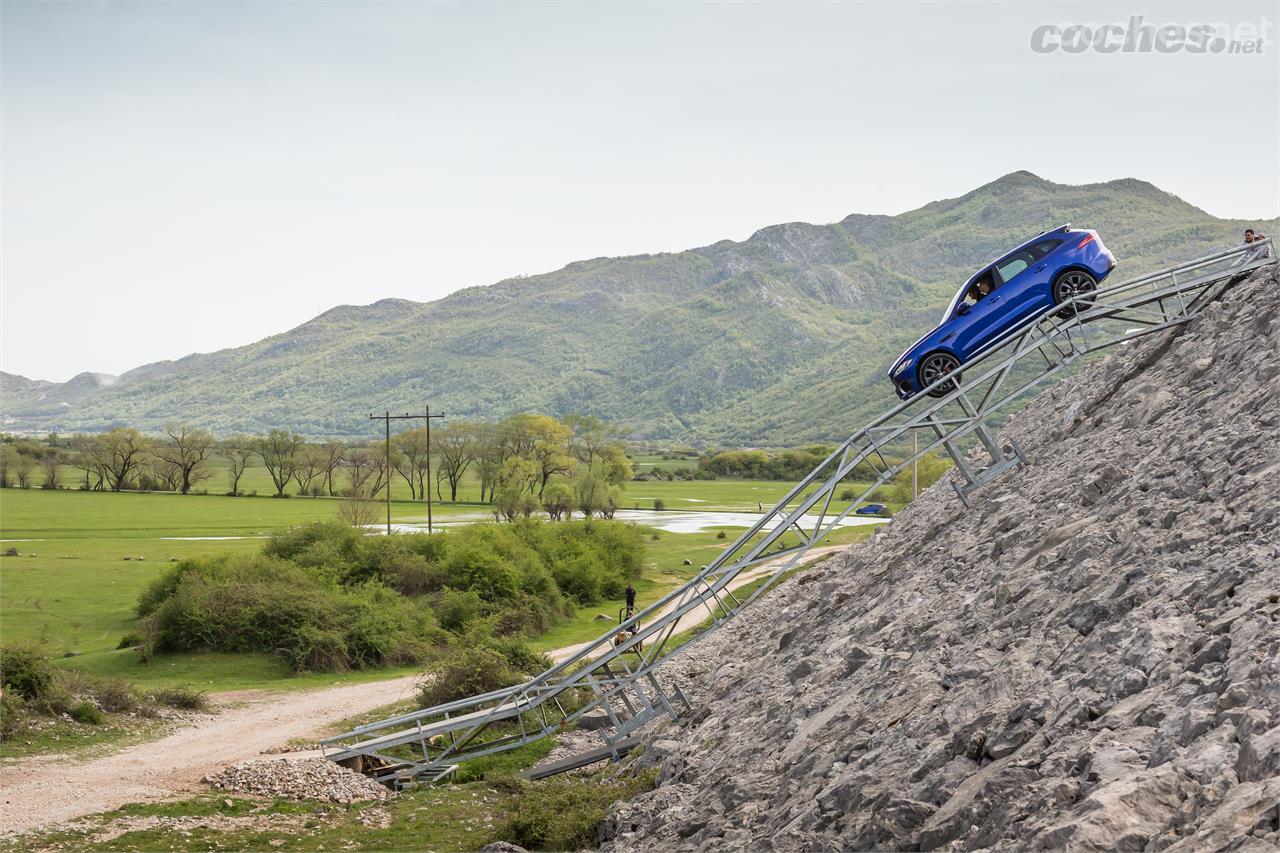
left=961, top=223, right=1073, bottom=289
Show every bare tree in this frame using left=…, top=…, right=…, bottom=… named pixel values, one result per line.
left=392, top=428, right=431, bottom=500
left=89, top=428, right=148, bottom=492
left=344, top=445, right=386, bottom=497
left=67, top=435, right=101, bottom=490
left=38, top=447, right=64, bottom=490
left=320, top=441, right=346, bottom=496
left=253, top=430, right=304, bottom=497
left=220, top=436, right=257, bottom=495
left=337, top=487, right=380, bottom=530
left=149, top=455, right=184, bottom=491
left=152, top=424, right=214, bottom=495
left=0, top=445, right=15, bottom=488
left=292, top=445, right=327, bottom=496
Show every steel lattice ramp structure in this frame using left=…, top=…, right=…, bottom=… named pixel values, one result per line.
left=323, top=240, right=1275, bottom=786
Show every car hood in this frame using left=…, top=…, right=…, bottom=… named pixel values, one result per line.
left=889, top=322, right=952, bottom=375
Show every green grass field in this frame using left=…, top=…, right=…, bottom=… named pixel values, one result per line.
left=0, top=483, right=880, bottom=693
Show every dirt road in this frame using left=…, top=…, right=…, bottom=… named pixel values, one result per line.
left=0, top=546, right=843, bottom=837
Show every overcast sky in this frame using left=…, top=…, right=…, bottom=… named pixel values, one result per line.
left=3, top=0, right=1277, bottom=382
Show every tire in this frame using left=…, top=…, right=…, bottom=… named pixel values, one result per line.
left=1052, top=270, right=1098, bottom=318
left=918, top=351, right=962, bottom=398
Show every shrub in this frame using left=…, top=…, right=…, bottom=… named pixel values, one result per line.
left=69, top=701, right=104, bottom=725
left=94, top=679, right=138, bottom=713
left=151, top=685, right=208, bottom=711
left=653, top=499, right=665, bottom=512
left=140, top=554, right=440, bottom=671
left=417, top=645, right=520, bottom=709
left=490, top=770, right=657, bottom=851
left=0, top=691, right=26, bottom=739
left=1, top=644, right=55, bottom=701
left=435, top=588, right=484, bottom=632
left=716, top=530, right=727, bottom=540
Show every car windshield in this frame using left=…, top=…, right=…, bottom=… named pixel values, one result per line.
left=942, top=279, right=980, bottom=323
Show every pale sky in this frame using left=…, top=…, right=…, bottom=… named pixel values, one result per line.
left=3, top=0, right=1277, bottom=382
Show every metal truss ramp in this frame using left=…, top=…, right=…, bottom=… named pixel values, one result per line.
left=323, top=240, right=1275, bottom=786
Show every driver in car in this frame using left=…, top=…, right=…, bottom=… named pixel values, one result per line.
left=969, top=275, right=995, bottom=303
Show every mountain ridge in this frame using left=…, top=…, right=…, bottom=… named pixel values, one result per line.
left=3, top=172, right=1274, bottom=442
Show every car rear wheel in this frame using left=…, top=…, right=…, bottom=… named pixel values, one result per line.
left=919, top=352, right=961, bottom=398
left=1052, top=270, right=1097, bottom=317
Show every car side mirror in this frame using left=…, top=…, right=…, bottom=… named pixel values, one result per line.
left=956, top=303, right=971, bottom=316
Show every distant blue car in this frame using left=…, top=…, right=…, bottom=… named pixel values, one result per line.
left=888, top=225, right=1116, bottom=400
left=855, top=504, right=887, bottom=516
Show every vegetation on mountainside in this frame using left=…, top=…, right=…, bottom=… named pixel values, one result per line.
left=137, top=519, right=644, bottom=673
left=3, top=173, right=1273, bottom=443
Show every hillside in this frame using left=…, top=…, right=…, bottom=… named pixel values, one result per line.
left=599, top=264, right=1280, bottom=850
left=3, top=172, right=1274, bottom=443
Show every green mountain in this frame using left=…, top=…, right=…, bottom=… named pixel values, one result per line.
left=3, top=172, right=1272, bottom=444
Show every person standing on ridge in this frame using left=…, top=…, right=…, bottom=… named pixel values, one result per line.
left=624, top=583, right=636, bottom=618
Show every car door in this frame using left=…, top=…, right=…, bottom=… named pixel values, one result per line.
left=996, top=240, right=1060, bottom=324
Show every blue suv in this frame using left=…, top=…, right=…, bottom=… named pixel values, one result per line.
left=888, top=225, right=1116, bottom=399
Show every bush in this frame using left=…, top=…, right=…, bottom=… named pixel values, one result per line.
left=151, top=685, right=208, bottom=711
left=716, top=530, right=727, bottom=540
left=94, top=679, right=138, bottom=713
left=417, top=645, right=520, bottom=709
left=653, top=499, right=665, bottom=512
left=490, top=770, right=657, bottom=851
left=140, top=554, right=440, bottom=671
left=1, top=644, right=55, bottom=701
left=69, top=701, right=104, bottom=725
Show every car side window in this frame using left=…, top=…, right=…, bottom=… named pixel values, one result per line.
left=1030, top=239, right=1061, bottom=258
left=995, top=250, right=1034, bottom=283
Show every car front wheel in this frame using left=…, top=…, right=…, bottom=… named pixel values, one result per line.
left=919, top=352, right=961, bottom=398
left=1052, top=270, right=1098, bottom=317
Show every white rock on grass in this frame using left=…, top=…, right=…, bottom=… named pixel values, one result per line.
left=205, top=757, right=392, bottom=804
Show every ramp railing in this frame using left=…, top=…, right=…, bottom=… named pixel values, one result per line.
left=323, top=240, right=1274, bottom=785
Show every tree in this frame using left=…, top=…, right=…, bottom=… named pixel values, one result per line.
left=36, top=447, right=68, bottom=489
left=338, top=487, right=380, bottom=529
left=150, top=455, right=185, bottom=491
left=541, top=478, right=575, bottom=521
left=492, top=456, right=540, bottom=522
left=433, top=422, right=477, bottom=501
left=292, top=445, right=327, bottom=496
left=392, top=428, right=431, bottom=500
left=12, top=447, right=34, bottom=489
left=574, top=455, right=625, bottom=519
left=254, top=430, right=304, bottom=497
left=565, top=414, right=626, bottom=467
left=473, top=425, right=503, bottom=503
left=221, top=436, right=257, bottom=495
left=69, top=435, right=104, bottom=490
left=0, top=444, right=15, bottom=488
left=152, top=424, right=214, bottom=495
left=89, top=428, right=148, bottom=492
left=320, top=441, right=346, bottom=496
left=345, top=446, right=386, bottom=497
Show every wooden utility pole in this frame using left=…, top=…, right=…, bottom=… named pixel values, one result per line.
left=368, top=408, right=446, bottom=535
left=423, top=404, right=444, bottom=533
left=912, top=432, right=918, bottom=501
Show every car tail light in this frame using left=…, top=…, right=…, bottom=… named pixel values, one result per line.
left=1077, top=233, right=1096, bottom=249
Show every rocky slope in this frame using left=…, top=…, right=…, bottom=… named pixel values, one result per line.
left=600, top=264, right=1280, bottom=851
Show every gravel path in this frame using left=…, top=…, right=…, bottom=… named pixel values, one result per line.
left=0, top=674, right=420, bottom=837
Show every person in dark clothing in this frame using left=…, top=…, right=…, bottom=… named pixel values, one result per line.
left=624, top=584, right=636, bottom=617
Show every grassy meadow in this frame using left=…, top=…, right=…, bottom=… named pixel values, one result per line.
left=0, top=480, right=879, bottom=693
